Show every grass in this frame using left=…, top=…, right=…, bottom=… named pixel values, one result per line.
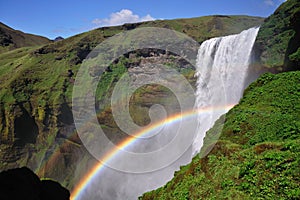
left=0, top=14, right=266, bottom=189
left=0, top=2, right=298, bottom=195
left=0, top=22, right=50, bottom=53
left=140, top=71, right=300, bottom=200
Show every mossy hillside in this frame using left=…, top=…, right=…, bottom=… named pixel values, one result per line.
left=35, top=15, right=263, bottom=63
left=94, top=52, right=196, bottom=145
left=255, top=0, right=300, bottom=71
left=0, top=45, right=77, bottom=176
left=140, top=71, right=300, bottom=200
left=0, top=14, right=263, bottom=107
left=0, top=22, right=50, bottom=53
left=0, top=14, right=262, bottom=109
left=0, top=15, right=264, bottom=188
left=0, top=14, right=263, bottom=143
left=136, top=15, right=263, bottom=43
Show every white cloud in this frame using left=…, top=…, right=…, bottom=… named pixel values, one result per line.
left=264, top=0, right=286, bottom=7
left=92, top=9, right=155, bottom=27
left=264, top=0, right=275, bottom=6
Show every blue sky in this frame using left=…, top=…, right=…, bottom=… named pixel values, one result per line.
left=0, top=0, right=286, bottom=39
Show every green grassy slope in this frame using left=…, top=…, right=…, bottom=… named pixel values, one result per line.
left=0, top=15, right=264, bottom=135
left=0, top=22, right=50, bottom=53
left=0, top=15, right=264, bottom=188
left=140, top=71, right=300, bottom=200
left=141, top=1, right=300, bottom=199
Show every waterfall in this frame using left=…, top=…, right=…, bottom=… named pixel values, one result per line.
left=192, top=27, right=260, bottom=154
left=75, top=27, right=261, bottom=200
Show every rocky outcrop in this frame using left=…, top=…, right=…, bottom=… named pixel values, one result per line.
left=285, top=9, right=300, bottom=71
left=54, top=36, right=64, bottom=42
left=0, top=167, right=70, bottom=200
left=255, top=0, right=300, bottom=71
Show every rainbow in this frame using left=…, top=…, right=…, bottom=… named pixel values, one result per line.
left=70, top=104, right=234, bottom=200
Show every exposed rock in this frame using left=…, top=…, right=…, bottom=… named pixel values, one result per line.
left=33, top=46, right=56, bottom=55
left=255, top=0, right=300, bottom=71
left=285, top=9, right=300, bottom=71
left=67, top=69, right=74, bottom=78
left=0, top=28, right=13, bottom=46
left=122, top=23, right=139, bottom=30
left=0, top=167, right=70, bottom=200
left=54, top=36, right=64, bottom=42
left=13, top=104, right=39, bottom=146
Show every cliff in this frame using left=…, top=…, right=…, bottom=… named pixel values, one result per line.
left=0, top=15, right=263, bottom=190
left=141, top=0, right=300, bottom=198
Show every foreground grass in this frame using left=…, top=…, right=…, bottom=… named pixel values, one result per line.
left=140, top=71, right=300, bottom=200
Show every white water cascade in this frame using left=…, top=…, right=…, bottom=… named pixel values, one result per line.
left=192, top=27, right=260, bottom=154
left=76, top=27, right=261, bottom=200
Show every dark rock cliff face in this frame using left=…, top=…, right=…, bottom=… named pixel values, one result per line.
left=0, top=167, right=70, bottom=200
left=285, top=10, right=300, bottom=71
left=254, top=0, right=300, bottom=72
left=14, top=104, right=39, bottom=146
left=0, top=97, right=84, bottom=189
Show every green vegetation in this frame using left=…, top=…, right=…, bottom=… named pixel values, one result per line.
left=0, top=22, right=50, bottom=53
left=140, top=71, right=300, bottom=200
left=95, top=56, right=128, bottom=104
left=0, top=15, right=263, bottom=188
left=0, top=1, right=297, bottom=194
left=139, top=2, right=300, bottom=198
left=255, top=0, right=300, bottom=71
left=0, top=14, right=262, bottom=109
left=0, top=14, right=263, bottom=133
left=136, top=15, right=263, bottom=43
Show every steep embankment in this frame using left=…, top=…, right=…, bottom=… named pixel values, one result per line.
left=141, top=0, right=300, bottom=199
left=0, top=22, right=50, bottom=53
left=0, top=16, right=263, bottom=189
left=255, top=0, right=300, bottom=71
left=141, top=71, right=300, bottom=199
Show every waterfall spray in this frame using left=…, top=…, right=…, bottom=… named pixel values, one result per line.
left=192, top=27, right=260, bottom=154
left=72, top=27, right=261, bottom=200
